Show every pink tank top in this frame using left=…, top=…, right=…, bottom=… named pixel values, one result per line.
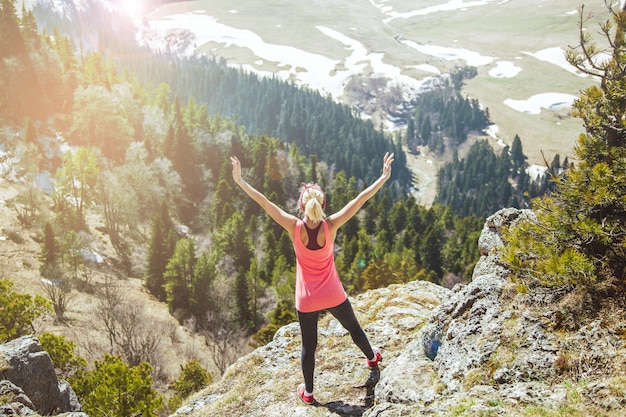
left=294, top=220, right=348, bottom=313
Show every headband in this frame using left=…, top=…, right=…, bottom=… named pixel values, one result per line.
left=299, top=183, right=326, bottom=212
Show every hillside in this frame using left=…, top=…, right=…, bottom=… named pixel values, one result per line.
left=2, top=0, right=483, bottom=411
left=0, top=178, right=218, bottom=388
left=2, top=1, right=481, bottom=412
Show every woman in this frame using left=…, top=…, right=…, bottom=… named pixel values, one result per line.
left=230, top=152, right=394, bottom=405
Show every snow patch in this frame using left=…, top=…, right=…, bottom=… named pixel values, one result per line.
left=142, top=12, right=443, bottom=101
left=485, top=124, right=499, bottom=139
left=527, top=164, right=548, bottom=180
left=369, top=0, right=504, bottom=23
left=504, top=93, right=577, bottom=114
left=81, top=249, right=105, bottom=264
left=524, top=47, right=611, bottom=78
left=139, top=4, right=589, bottom=132
left=489, top=61, right=521, bottom=78
left=401, top=40, right=495, bottom=67
left=408, top=64, right=441, bottom=74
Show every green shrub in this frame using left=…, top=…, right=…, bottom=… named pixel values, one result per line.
left=251, top=299, right=296, bottom=347
left=172, top=359, right=212, bottom=397
left=501, top=5, right=626, bottom=321
left=168, top=359, right=212, bottom=411
left=39, top=332, right=87, bottom=378
left=69, top=354, right=163, bottom=417
left=0, top=278, right=52, bottom=342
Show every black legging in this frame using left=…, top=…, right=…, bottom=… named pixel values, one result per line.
left=297, top=298, right=375, bottom=393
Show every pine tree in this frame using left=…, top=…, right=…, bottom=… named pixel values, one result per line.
left=502, top=3, right=626, bottom=322
left=421, top=225, right=444, bottom=283
left=40, top=222, right=57, bottom=272
left=406, top=117, right=416, bottom=149
left=510, top=134, right=526, bottom=171
left=164, top=238, right=196, bottom=314
left=191, top=253, right=215, bottom=317
left=234, top=267, right=253, bottom=331
left=0, top=0, right=25, bottom=58
left=145, top=203, right=177, bottom=301
left=20, top=4, right=39, bottom=51
left=212, top=178, right=234, bottom=227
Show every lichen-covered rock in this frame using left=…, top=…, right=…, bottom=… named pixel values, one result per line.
left=421, top=208, right=560, bottom=391
left=425, top=272, right=509, bottom=392
left=0, top=379, right=37, bottom=416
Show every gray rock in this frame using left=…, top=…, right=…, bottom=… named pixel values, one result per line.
left=58, top=380, right=82, bottom=413
left=0, top=380, right=37, bottom=415
left=423, top=272, right=508, bottom=391
left=0, top=336, right=81, bottom=415
left=375, top=337, right=438, bottom=405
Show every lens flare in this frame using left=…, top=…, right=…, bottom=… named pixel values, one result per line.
left=123, top=0, right=144, bottom=16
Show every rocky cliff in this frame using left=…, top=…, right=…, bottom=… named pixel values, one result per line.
left=171, top=208, right=626, bottom=417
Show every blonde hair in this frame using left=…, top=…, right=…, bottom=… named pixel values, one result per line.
left=299, top=184, right=326, bottom=222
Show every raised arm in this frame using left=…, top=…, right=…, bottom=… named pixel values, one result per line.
left=230, top=156, right=298, bottom=237
left=327, top=152, right=394, bottom=234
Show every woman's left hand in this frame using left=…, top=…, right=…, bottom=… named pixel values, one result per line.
left=381, top=152, right=394, bottom=180
left=231, top=156, right=242, bottom=184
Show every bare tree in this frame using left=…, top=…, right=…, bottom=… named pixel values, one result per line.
left=98, top=169, right=134, bottom=265
left=13, top=181, right=46, bottom=228
left=39, top=268, right=73, bottom=323
left=94, top=278, right=163, bottom=367
left=201, top=307, right=249, bottom=376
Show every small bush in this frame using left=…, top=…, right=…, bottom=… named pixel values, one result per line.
left=69, top=354, right=163, bottom=417
left=0, top=278, right=52, bottom=342
left=172, top=359, right=212, bottom=398
left=39, top=332, right=87, bottom=378
left=168, top=359, right=212, bottom=411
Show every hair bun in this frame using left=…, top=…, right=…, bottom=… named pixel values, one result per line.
left=299, top=183, right=326, bottom=211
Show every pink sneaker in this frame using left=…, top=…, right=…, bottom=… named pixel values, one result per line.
left=367, top=347, right=382, bottom=368
left=297, top=383, right=315, bottom=405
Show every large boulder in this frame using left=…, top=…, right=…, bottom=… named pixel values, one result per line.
left=0, top=335, right=81, bottom=415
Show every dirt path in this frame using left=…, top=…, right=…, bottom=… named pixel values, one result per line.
left=403, top=145, right=438, bottom=208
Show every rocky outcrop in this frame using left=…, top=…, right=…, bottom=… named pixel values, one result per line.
left=422, top=208, right=534, bottom=391
left=171, top=280, right=449, bottom=417
left=171, top=208, right=626, bottom=416
left=0, top=380, right=37, bottom=416
left=0, top=335, right=84, bottom=416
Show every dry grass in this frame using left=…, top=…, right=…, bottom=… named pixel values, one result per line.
left=0, top=355, right=10, bottom=373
